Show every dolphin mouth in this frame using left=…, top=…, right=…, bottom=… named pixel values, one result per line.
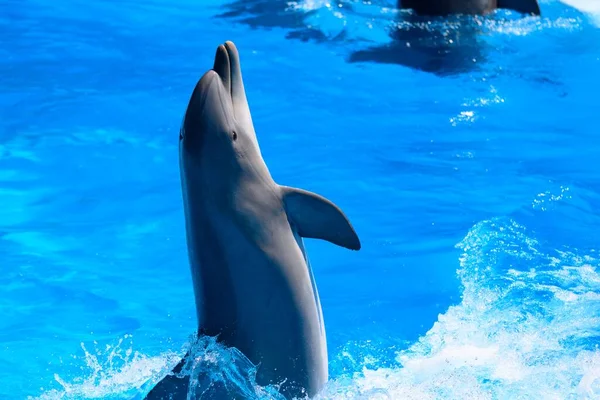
left=212, top=42, right=236, bottom=100
left=180, top=41, right=239, bottom=143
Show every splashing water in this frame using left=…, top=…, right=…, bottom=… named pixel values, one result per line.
left=282, top=0, right=584, bottom=44
left=30, top=335, right=179, bottom=400
left=31, top=215, right=600, bottom=399
left=315, top=218, right=600, bottom=399
left=175, top=336, right=286, bottom=400
left=31, top=334, right=288, bottom=400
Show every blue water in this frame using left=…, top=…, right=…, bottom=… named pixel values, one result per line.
left=2, top=0, right=600, bottom=398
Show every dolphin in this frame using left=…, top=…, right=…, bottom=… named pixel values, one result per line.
left=399, top=0, right=541, bottom=16
left=144, top=41, right=361, bottom=399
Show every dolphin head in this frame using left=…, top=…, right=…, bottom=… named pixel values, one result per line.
left=179, top=41, right=263, bottom=192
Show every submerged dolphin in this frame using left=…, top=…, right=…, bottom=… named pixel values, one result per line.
left=144, top=41, right=361, bottom=399
left=399, top=0, right=541, bottom=16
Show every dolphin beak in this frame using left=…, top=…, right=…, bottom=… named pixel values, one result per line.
left=179, top=41, right=244, bottom=145
left=213, top=44, right=233, bottom=99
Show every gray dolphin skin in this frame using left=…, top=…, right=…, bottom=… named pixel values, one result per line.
left=399, top=0, right=541, bottom=16
left=144, top=41, right=361, bottom=399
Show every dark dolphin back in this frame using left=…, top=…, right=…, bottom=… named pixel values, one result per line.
left=398, top=0, right=541, bottom=16
left=399, top=0, right=497, bottom=16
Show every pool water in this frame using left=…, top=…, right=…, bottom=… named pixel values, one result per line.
left=2, top=0, right=600, bottom=398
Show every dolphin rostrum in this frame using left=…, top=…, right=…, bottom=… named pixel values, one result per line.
left=144, top=41, right=361, bottom=399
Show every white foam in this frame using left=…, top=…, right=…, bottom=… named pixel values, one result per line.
left=560, top=0, right=600, bottom=26
left=315, top=218, right=600, bottom=399
left=29, top=337, right=181, bottom=400
left=560, top=0, right=600, bottom=15
left=33, top=217, right=600, bottom=399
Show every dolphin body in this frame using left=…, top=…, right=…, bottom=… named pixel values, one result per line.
left=399, top=0, right=541, bottom=16
left=144, top=41, right=361, bottom=399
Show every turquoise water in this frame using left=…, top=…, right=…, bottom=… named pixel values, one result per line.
left=2, top=0, right=600, bottom=398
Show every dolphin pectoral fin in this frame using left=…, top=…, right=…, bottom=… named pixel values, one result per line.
left=281, top=186, right=361, bottom=251
left=144, top=354, right=190, bottom=399
left=497, top=0, right=541, bottom=15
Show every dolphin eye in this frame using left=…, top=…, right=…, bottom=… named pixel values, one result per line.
left=232, top=131, right=238, bottom=141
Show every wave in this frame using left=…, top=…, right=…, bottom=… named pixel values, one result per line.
left=32, top=203, right=600, bottom=398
